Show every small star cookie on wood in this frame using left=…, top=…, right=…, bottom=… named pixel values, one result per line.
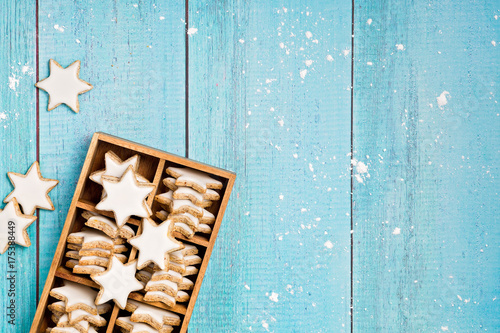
left=128, top=218, right=184, bottom=270
left=0, top=198, right=37, bottom=254
left=91, top=256, right=143, bottom=309
left=4, top=161, right=59, bottom=215
left=35, top=59, right=93, bottom=113
left=95, top=166, right=155, bottom=227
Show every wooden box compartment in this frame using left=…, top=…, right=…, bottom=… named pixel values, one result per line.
left=30, top=132, right=236, bottom=332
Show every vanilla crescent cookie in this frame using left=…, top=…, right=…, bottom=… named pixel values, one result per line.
left=128, top=218, right=184, bottom=270
left=91, top=256, right=143, bottom=309
left=49, top=281, right=100, bottom=315
left=0, top=198, right=37, bottom=254
left=4, top=161, right=59, bottom=215
left=165, top=167, right=222, bottom=193
left=96, top=166, right=155, bottom=227
left=35, top=59, right=93, bottom=113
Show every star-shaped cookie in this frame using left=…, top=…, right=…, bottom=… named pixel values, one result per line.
left=35, top=59, right=93, bottom=113
left=0, top=198, right=37, bottom=254
left=4, top=161, right=59, bottom=215
left=90, top=151, right=148, bottom=185
left=91, top=256, right=143, bottom=309
left=128, top=218, right=184, bottom=270
left=95, top=166, right=155, bottom=227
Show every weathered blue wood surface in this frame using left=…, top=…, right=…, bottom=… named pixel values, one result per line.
left=353, top=1, right=499, bottom=332
left=0, top=0, right=498, bottom=332
left=0, top=1, right=38, bottom=330
left=187, top=1, right=352, bottom=331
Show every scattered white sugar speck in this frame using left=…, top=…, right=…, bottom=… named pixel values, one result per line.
left=8, top=74, right=19, bottom=91
left=75, top=39, right=81, bottom=44
left=305, top=60, right=313, bottom=67
left=367, top=61, right=373, bottom=66
left=367, top=18, right=373, bottom=25
left=262, top=320, right=269, bottom=331
left=21, top=66, right=32, bottom=75
left=279, top=194, right=284, bottom=200
left=277, top=118, right=284, bottom=126
left=0, top=112, right=7, bottom=122
left=300, top=69, right=308, bottom=79
left=351, top=159, right=370, bottom=183
left=244, top=284, right=250, bottom=290
left=159, top=16, right=165, bottom=20
left=392, top=227, right=401, bottom=235
left=293, top=153, right=298, bottom=159
left=187, top=27, right=198, bottom=35
left=326, top=54, right=334, bottom=62
left=269, top=292, right=279, bottom=302
left=437, top=91, right=450, bottom=108
left=279, top=42, right=285, bottom=49
left=132, top=3, right=138, bottom=7
left=53, top=24, right=65, bottom=32
left=265, top=78, right=276, bottom=84
left=308, top=163, right=314, bottom=172
left=441, top=327, right=449, bottom=332
left=239, top=39, right=245, bottom=44
left=396, top=43, right=405, bottom=50
left=324, top=240, right=333, bottom=249
left=492, top=40, right=497, bottom=46
left=343, top=48, right=351, bottom=56
left=305, top=31, right=313, bottom=39
left=301, top=208, right=307, bottom=213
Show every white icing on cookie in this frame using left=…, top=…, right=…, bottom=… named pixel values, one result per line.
left=91, top=256, right=143, bottom=309
left=128, top=218, right=183, bottom=270
left=35, top=59, right=93, bottom=113
left=86, top=215, right=135, bottom=238
left=4, top=161, right=59, bottom=215
left=116, top=316, right=164, bottom=333
left=50, top=281, right=99, bottom=314
left=0, top=199, right=37, bottom=254
left=128, top=300, right=180, bottom=326
left=90, top=152, right=140, bottom=185
left=68, top=229, right=115, bottom=249
left=166, top=166, right=222, bottom=193
left=96, top=167, right=155, bottom=227
left=146, top=279, right=178, bottom=292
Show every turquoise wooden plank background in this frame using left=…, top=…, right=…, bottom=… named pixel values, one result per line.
left=0, top=1, right=497, bottom=332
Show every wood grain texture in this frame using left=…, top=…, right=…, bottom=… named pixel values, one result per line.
left=187, top=1, right=352, bottom=331
left=353, top=1, right=499, bottom=332
left=37, top=0, right=186, bottom=297
left=0, top=1, right=37, bottom=331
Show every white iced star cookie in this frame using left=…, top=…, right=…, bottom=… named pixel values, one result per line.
left=35, top=59, right=93, bottom=113
left=91, top=256, right=143, bottom=309
left=0, top=198, right=37, bottom=254
left=89, top=151, right=149, bottom=186
left=95, top=166, right=155, bottom=227
left=4, top=161, right=59, bottom=215
left=128, top=218, right=183, bottom=270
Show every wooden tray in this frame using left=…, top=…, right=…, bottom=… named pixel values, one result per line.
left=30, top=132, right=236, bottom=332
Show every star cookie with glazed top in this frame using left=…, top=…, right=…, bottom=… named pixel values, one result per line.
left=4, top=161, right=59, bottom=215
left=0, top=198, right=37, bottom=254
left=35, top=59, right=93, bottom=113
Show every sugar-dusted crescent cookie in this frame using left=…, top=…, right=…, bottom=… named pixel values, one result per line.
left=0, top=198, right=37, bottom=254
left=4, top=161, right=59, bottom=215
left=84, top=214, right=135, bottom=239
left=91, top=256, right=143, bottom=309
left=116, top=316, right=173, bottom=333
left=126, top=300, right=181, bottom=328
left=35, top=59, right=93, bottom=113
left=155, top=190, right=203, bottom=217
left=165, top=167, right=222, bottom=193
left=49, top=281, right=99, bottom=315
left=96, top=167, right=155, bottom=227
left=128, top=218, right=184, bottom=270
